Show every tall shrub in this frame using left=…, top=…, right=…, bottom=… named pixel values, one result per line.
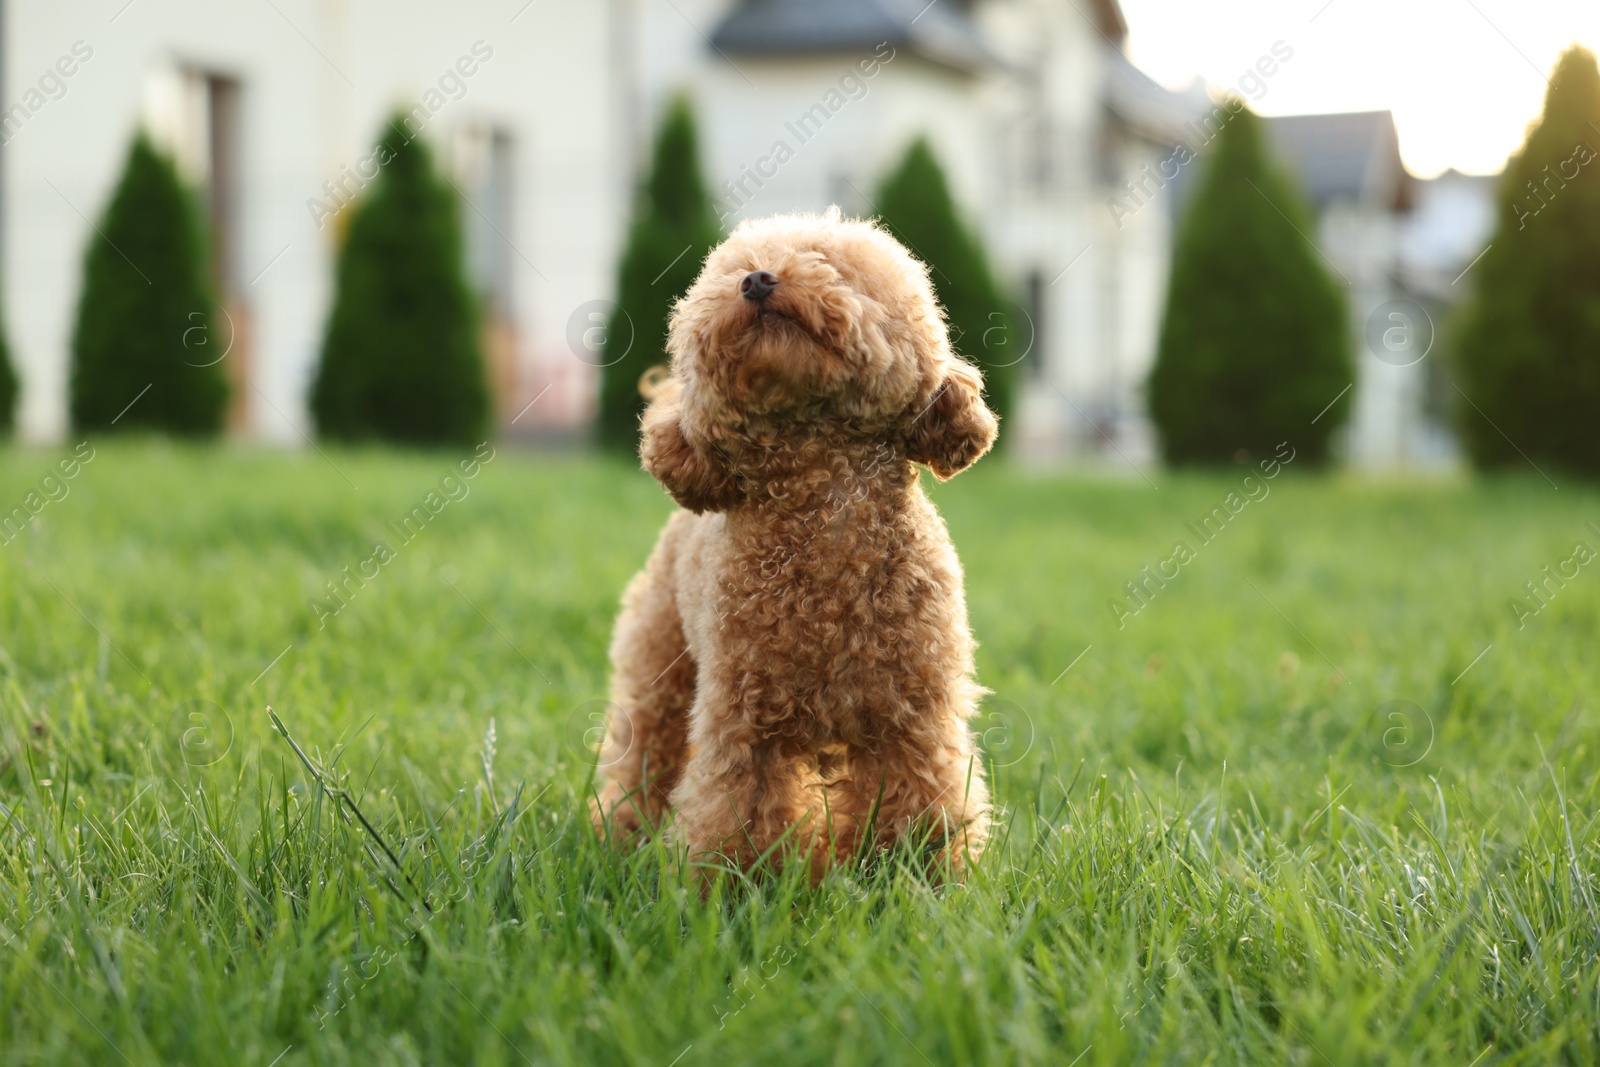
left=1148, top=105, right=1350, bottom=466
left=876, top=137, right=1016, bottom=432
left=69, top=133, right=227, bottom=435
left=312, top=114, right=487, bottom=446
left=597, top=95, right=721, bottom=451
left=1454, top=46, right=1600, bottom=477
left=0, top=305, right=16, bottom=436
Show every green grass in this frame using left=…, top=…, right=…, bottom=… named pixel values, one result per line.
left=3, top=441, right=1599, bottom=1066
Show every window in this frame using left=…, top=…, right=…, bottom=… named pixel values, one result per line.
left=143, top=62, right=248, bottom=427
left=452, top=123, right=516, bottom=318
left=451, top=123, right=518, bottom=420
left=143, top=64, right=242, bottom=295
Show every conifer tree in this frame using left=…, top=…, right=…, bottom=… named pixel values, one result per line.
left=1148, top=105, right=1350, bottom=466
left=596, top=95, right=721, bottom=451
left=70, top=133, right=228, bottom=435
left=876, top=137, right=1017, bottom=432
left=0, top=306, right=16, bottom=436
left=1455, top=46, right=1600, bottom=476
left=312, top=114, right=488, bottom=446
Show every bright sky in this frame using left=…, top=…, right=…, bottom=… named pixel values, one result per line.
left=1120, top=0, right=1600, bottom=177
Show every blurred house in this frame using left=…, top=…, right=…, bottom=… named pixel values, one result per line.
left=4, top=0, right=621, bottom=443
left=1387, top=167, right=1497, bottom=466
left=1172, top=111, right=1499, bottom=468
left=1266, top=112, right=1500, bottom=468
left=4, top=0, right=1206, bottom=456
left=0, top=1, right=1496, bottom=467
left=1269, top=111, right=1434, bottom=467
left=651, top=0, right=1210, bottom=466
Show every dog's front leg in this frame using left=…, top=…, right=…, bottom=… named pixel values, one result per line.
left=670, top=724, right=823, bottom=881
left=831, top=723, right=992, bottom=876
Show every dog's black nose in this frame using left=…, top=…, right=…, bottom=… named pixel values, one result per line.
left=740, top=270, right=779, bottom=302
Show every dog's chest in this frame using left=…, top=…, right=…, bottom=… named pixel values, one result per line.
left=712, top=502, right=946, bottom=676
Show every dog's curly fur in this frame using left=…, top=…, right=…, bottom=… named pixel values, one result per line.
left=593, top=209, right=998, bottom=877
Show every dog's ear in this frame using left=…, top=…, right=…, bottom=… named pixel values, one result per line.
left=903, top=360, right=998, bottom=480
left=639, top=389, right=743, bottom=513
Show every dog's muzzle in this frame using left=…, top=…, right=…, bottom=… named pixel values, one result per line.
left=740, top=270, right=779, bottom=303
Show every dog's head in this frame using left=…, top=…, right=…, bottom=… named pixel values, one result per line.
left=642, top=210, right=997, bottom=510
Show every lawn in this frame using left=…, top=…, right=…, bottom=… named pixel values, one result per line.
left=2, top=442, right=1598, bottom=1066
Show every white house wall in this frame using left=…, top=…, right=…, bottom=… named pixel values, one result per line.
left=691, top=55, right=985, bottom=230
left=6, top=0, right=327, bottom=442
left=981, top=0, right=1177, bottom=465
left=5, top=0, right=618, bottom=442
left=1319, top=201, right=1416, bottom=466
left=342, top=1, right=619, bottom=431
left=3, top=0, right=1230, bottom=465
left=1106, top=134, right=1172, bottom=462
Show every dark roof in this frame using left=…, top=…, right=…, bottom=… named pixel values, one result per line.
left=1264, top=111, right=1414, bottom=212
left=710, top=0, right=995, bottom=73
left=1103, top=49, right=1210, bottom=143
left=1166, top=109, right=1415, bottom=227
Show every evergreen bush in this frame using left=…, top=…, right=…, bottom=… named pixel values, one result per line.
left=0, top=305, right=16, bottom=436
left=1454, top=46, right=1600, bottom=477
left=1148, top=105, right=1351, bottom=466
left=69, top=133, right=228, bottom=435
left=312, top=114, right=488, bottom=446
left=596, top=95, right=721, bottom=451
left=875, top=137, right=1017, bottom=432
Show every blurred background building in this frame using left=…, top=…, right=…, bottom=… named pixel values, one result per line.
left=2, top=0, right=1497, bottom=466
left=1265, top=113, right=1495, bottom=468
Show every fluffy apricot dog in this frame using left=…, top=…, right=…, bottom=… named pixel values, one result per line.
left=593, top=209, right=997, bottom=877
